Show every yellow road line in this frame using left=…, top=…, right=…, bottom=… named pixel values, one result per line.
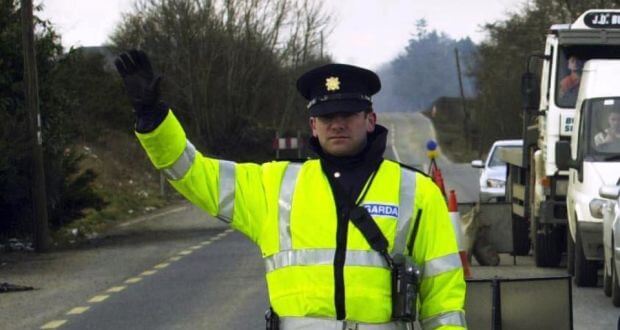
left=190, top=245, right=202, bottom=250
left=67, top=306, right=90, bottom=315
left=107, top=286, right=127, bottom=293
left=179, top=250, right=193, bottom=255
left=141, top=270, right=157, bottom=276
left=41, top=320, right=67, bottom=329
left=169, top=256, right=182, bottom=261
left=88, top=295, right=110, bottom=303
left=154, top=263, right=169, bottom=269
left=125, top=277, right=142, bottom=284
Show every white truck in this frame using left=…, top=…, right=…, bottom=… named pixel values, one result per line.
left=501, top=10, right=620, bottom=279
left=556, top=60, right=620, bottom=287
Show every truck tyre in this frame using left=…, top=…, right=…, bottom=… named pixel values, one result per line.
left=512, top=215, right=530, bottom=256
left=612, top=252, right=620, bottom=307
left=574, top=226, right=598, bottom=287
left=604, top=259, right=612, bottom=297
left=533, top=223, right=562, bottom=267
left=567, top=229, right=575, bottom=276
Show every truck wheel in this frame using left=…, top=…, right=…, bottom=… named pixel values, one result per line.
left=567, top=228, right=575, bottom=276
left=612, top=252, right=620, bottom=306
left=574, top=226, right=598, bottom=287
left=533, top=224, right=562, bottom=267
left=512, top=215, right=530, bottom=256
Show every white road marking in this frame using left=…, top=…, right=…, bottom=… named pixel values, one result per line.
left=154, top=263, right=169, bottom=269
left=107, top=286, right=127, bottom=293
left=169, top=256, right=182, bottom=261
left=179, top=250, right=193, bottom=255
left=88, top=295, right=110, bottom=303
left=67, top=306, right=90, bottom=315
left=125, top=277, right=142, bottom=284
left=41, top=320, right=67, bottom=329
left=141, top=270, right=157, bottom=276
left=118, top=206, right=187, bottom=227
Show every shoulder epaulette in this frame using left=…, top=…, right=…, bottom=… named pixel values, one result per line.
left=396, top=161, right=429, bottom=178
left=272, top=157, right=313, bottom=164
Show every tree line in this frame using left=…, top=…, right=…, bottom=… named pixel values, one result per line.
left=375, top=19, right=477, bottom=113
left=5, top=0, right=620, bottom=241
left=472, top=0, right=620, bottom=150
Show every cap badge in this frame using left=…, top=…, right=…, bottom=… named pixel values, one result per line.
left=325, top=76, right=340, bottom=92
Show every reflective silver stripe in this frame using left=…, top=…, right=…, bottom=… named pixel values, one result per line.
left=280, top=317, right=410, bottom=330
left=217, top=160, right=236, bottom=223
left=264, top=249, right=388, bottom=273
left=421, top=311, right=467, bottom=330
left=422, top=253, right=462, bottom=278
left=392, top=168, right=416, bottom=255
left=162, top=140, right=196, bottom=180
left=278, top=163, right=301, bottom=251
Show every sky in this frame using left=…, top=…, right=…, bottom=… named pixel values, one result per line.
left=40, top=0, right=529, bottom=70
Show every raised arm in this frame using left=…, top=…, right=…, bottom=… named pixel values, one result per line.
left=114, top=50, right=268, bottom=242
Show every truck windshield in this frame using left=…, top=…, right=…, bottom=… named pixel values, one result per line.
left=585, top=98, right=620, bottom=157
left=556, top=45, right=620, bottom=108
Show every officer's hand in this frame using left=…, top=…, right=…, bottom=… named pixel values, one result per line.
left=114, top=50, right=162, bottom=116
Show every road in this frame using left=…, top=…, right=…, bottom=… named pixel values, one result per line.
left=381, top=112, right=480, bottom=203
left=1, top=112, right=618, bottom=329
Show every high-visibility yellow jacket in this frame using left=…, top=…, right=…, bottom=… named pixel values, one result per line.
left=137, top=110, right=466, bottom=329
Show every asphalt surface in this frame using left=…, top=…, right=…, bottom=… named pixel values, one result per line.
left=1, top=112, right=619, bottom=329
left=381, top=112, right=480, bottom=203
left=60, top=229, right=267, bottom=330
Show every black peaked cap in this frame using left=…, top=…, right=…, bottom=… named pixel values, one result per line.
left=296, top=63, right=381, bottom=116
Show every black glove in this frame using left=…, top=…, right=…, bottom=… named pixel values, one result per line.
left=115, top=50, right=167, bottom=132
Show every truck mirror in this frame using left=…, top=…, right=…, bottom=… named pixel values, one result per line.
left=555, top=141, right=573, bottom=170
left=471, top=160, right=484, bottom=168
left=599, top=185, right=620, bottom=200
left=521, top=72, right=540, bottom=113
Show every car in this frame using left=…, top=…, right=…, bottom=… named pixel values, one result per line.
left=471, top=139, right=523, bottom=202
left=600, top=183, right=620, bottom=306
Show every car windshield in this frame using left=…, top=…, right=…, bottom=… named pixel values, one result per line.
left=585, top=98, right=620, bottom=157
left=488, top=145, right=520, bottom=167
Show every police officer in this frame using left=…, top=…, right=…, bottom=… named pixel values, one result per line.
left=115, top=50, right=466, bottom=330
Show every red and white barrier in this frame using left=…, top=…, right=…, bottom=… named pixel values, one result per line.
left=273, top=137, right=301, bottom=150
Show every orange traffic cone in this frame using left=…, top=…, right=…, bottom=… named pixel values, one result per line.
left=448, top=190, right=472, bottom=279
left=429, top=162, right=447, bottom=198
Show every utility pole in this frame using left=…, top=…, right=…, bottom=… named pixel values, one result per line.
left=21, top=0, right=50, bottom=252
left=454, top=48, right=470, bottom=150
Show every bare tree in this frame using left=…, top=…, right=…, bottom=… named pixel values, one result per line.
left=112, top=0, right=331, bottom=159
